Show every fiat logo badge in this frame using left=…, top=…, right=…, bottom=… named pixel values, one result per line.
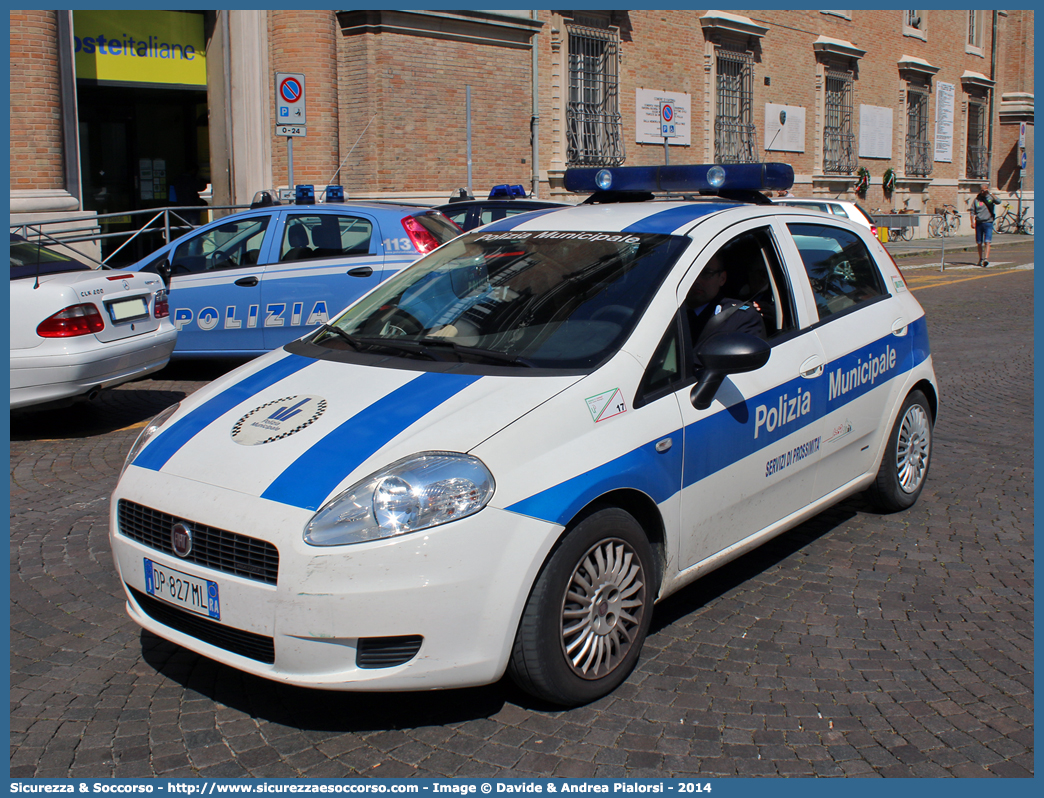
left=171, top=522, right=193, bottom=558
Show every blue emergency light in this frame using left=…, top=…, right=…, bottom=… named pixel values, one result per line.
left=564, top=163, right=795, bottom=195
left=295, top=184, right=315, bottom=205
left=488, top=184, right=527, bottom=199
left=324, top=185, right=345, bottom=203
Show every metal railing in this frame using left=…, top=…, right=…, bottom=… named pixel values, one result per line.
left=715, top=47, right=757, bottom=164
left=823, top=69, right=855, bottom=174
left=905, top=138, right=933, bottom=177
left=567, top=24, right=625, bottom=167
left=10, top=203, right=251, bottom=267
left=966, top=145, right=989, bottom=181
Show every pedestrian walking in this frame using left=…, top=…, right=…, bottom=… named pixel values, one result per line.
left=970, top=183, right=998, bottom=267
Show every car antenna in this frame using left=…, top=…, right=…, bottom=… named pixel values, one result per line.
left=324, top=114, right=376, bottom=190
left=33, top=231, right=43, bottom=290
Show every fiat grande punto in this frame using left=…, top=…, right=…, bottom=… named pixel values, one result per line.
left=110, top=163, right=937, bottom=706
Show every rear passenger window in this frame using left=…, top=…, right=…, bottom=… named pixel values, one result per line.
left=280, top=215, right=373, bottom=262
left=788, top=223, right=886, bottom=320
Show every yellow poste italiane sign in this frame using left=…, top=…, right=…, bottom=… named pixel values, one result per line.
left=73, top=10, right=206, bottom=87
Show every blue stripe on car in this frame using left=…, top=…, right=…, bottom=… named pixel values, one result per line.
left=506, top=436, right=683, bottom=527
left=622, top=204, right=730, bottom=234
left=132, top=354, right=313, bottom=472
left=507, top=318, right=930, bottom=525
left=261, top=371, right=482, bottom=510
left=481, top=204, right=729, bottom=235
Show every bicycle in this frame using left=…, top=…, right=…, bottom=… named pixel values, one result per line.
left=994, top=203, right=1034, bottom=235
left=928, top=204, right=961, bottom=238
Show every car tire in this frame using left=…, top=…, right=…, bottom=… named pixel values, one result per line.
left=508, top=508, right=655, bottom=706
left=867, top=390, right=933, bottom=512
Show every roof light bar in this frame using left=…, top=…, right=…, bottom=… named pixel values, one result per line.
left=488, top=184, right=527, bottom=199
left=564, top=163, right=795, bottom=195
left=295, top=184, right=315, bottom=205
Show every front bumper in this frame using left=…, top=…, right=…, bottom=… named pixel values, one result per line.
left=110, top=466, right=562, bottom=691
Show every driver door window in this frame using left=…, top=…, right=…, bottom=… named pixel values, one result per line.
left=170, top=217, right=270, bottom=275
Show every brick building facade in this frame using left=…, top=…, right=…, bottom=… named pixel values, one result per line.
left=9, top=9, right=1035, bottom=249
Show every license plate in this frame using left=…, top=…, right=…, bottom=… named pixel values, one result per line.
left=144, top=559, right=220, bottom=620
left=108, top=296, right=149, bottom=323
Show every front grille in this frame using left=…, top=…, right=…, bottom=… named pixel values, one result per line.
left=357, top=635, right=423, bottom=668
left=118, top=500, right=279, bottom=585
left=129, top=585, right=276, bottom=664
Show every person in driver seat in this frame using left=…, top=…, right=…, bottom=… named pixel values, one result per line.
left=686, top=252, right=767, bottom=349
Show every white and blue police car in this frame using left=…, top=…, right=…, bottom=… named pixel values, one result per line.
left=110, top=163, right=937, bottom=706
left=127, top=185, right=462, bottom=357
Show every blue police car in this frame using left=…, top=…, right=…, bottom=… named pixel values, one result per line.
left=128, top=187, right=462, bottom=357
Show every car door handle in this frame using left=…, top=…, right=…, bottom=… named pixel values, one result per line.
left=799, top=355, right=823, bottom=379
left=234, top=276, right=259, bottom=287
left=347, top=267, right=374, bottom=278
left=891, top=319, right=909, bottom=337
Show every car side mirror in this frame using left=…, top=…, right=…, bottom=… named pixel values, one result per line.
left=690, top=332, right=771, bottom=411
left=156, top=258, right=172, bottom=286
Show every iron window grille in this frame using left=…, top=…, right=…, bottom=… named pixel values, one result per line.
left=966, top=100, right=988, bottom=180
left=566, top=24, right=625, bottom=167
left=824, top=68, right=855, bottom=174
left=715, top=47, right=757, bottom=164
left=905, top=87, right=932, bottom=177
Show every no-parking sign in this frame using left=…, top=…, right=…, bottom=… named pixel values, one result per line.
left=660, top=102, right=677, bottom=138
left=636, top=89, right=690, bottom=145
left=275, top=72, right=307, bottom=127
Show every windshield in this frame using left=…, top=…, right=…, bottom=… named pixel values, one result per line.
left=10, top=239, right=93, bottom=280
left=312, top=230, right=689, bottom=370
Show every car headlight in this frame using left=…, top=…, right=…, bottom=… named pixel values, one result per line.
left=304, top=452, right=495, bottom=546
left=119, top=402, right=180, bottom=478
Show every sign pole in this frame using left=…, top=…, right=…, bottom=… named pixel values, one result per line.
left=288, top=137, right=294, bottom=190
left=466, top=85, right=473, bottom=196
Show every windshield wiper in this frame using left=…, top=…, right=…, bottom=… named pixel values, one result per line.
left=416, top=337, right=534, bottom=367
left=316, top=327, right=532, bottom=366
left=313, top=325, right=438, bottom=361
left=314, top=323, right=363, bottom=350
left=349, top=337, right=441, bottom=361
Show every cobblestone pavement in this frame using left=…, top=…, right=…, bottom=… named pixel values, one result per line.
left=10, top=249, right=1034, bottom=778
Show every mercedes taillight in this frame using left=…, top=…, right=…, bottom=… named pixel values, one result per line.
left=37, top=304, right=106, bottom=337
left=154, top=289, right=170, bottom=319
